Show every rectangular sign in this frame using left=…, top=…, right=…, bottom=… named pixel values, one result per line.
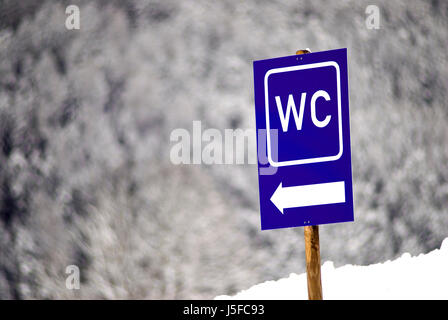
left=253, top=48, right=354, bottom=230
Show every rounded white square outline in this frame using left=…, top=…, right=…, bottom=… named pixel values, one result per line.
left=264, top=61, right=343, bottom=167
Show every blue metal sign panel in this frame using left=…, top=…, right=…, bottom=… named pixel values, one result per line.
left=253, top=48, right=354, bottom=230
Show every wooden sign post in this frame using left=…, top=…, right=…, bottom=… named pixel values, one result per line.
left=254, top=48, right=353, bottom=299
left=304, top=225, right=322, bottom=299
left=296, top=49, right=323, bottom=301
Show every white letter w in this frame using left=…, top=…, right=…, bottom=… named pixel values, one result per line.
left=275, top=93, right=306, bottom=132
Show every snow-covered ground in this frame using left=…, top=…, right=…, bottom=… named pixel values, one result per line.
left=216, top=238, right=448, bottom=300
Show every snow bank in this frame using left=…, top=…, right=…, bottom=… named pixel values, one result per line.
left=216, top=238, right=448, bottom=300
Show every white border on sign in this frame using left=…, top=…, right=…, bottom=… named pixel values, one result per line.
left=264, top=61, right=343, bottom=167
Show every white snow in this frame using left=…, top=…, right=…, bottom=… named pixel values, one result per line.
left=216, top=238, right=448, bottom=300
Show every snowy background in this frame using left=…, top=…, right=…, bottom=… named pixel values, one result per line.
left=0, top=0, right=447, bottom=299
left=216, top=238, right=448, bottom=300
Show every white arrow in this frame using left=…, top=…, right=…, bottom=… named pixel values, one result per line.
left=270, top=181, right=346, bottom=214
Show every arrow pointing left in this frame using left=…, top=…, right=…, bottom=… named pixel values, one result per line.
left=270, top=181, right=346, bottom=214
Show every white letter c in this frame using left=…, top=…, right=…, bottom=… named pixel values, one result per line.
left=311, top=90, right=331, bottom=128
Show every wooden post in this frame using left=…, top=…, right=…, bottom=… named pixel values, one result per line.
left=304, top=225, right=322, bottom=300
left=296, top=48, right=323, bottom=300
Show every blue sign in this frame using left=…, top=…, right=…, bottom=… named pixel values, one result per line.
left=253, top=48, right=354, bottom=230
